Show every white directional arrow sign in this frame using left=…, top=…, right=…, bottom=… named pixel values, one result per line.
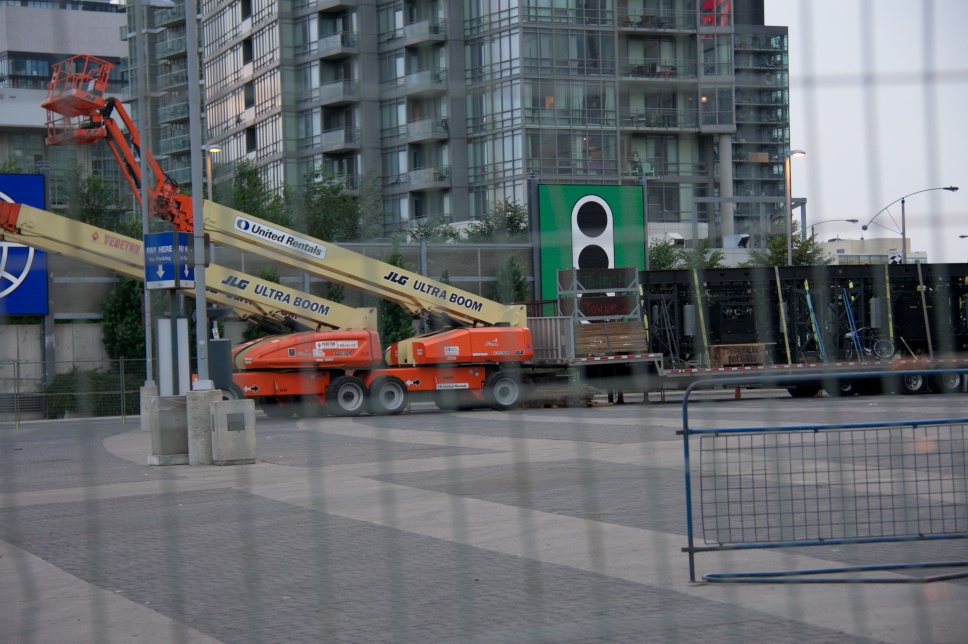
left=145, top=232, right=194, bottom=290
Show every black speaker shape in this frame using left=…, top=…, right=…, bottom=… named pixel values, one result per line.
left=571, top=195, right=614, bottom=270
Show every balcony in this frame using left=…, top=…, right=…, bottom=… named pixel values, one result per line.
left=318, top=31, right=358, bottom=59
left=158, top=101, right=189, bottom=124
left=404, top=68, right=447, bottom=97
left=406, top=117, right=449, bottom=143
left=617, top=11, right=697, bottom=32
left=408, top=166, right=451, bottom=191
left=403, top=19, right=446, bottom=47
left=158, top=134, right=190, bottom=156
left=312, top=126, right=360, bottom=153
left=620, top=108, right=699, bottom=130
left=293, top=0, right=357, bottom=10
left=298, top=79, right=359, bottom=106
left=155, top=4, right=186, bottom=28
left=619, top=58, right=698, bottom=81
left=158, top=66, right=189, bottom=89
left=155, top=37, right=187, bottom=60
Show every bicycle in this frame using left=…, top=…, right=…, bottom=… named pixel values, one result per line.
left=844, top=327, right=894, bottom=361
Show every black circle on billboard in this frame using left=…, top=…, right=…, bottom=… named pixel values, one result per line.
left=578, top=245, right=609, bottom=269
left=575, top=200, right=608, bottom=238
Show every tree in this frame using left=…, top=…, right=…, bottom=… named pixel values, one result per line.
left=61, top=164, right=126, bottom=230
left=378, top=242, right=415, bottom=349
left=301, top=165, right=361, bottom=242
left=493, top=255, right=529, bottom=304
left=678, top=238, right=726, bottom=270
left=230, top=159, right=293, bottom=228
left=407, top=216, right=462, bottom=243
left=743, top=221, right=833, bottom=267
left=464, top=198, right=528, bottom=243
left=0, top=156, right=22, bottom=173
left=355, top=171, right=386, bottom=241
left=101, top=277, right=145, bottom=361
left=647, top=238, right=682, bottom=270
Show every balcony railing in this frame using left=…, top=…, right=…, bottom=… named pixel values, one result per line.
left=298, top=79, right=359, bottom=106
left=404, top=68, right=447, bottom=96
left=617, top=10, right=697, bottom=31
left=620, top=108, right=699, bottom=130
left=158, top=134, right=190, bottom=156
left=406, top=117, right=449, bottom=143
left=158, top=67, right=189, bottom=88
left=619, top=57, right=698, bottom=80
left=158, top=101, right=189, bottom=123
left=403, top=19, right=446, bottom=46
left=408, top=166, right=451, bottom=189
left=155, top=36, right=187, bottom=59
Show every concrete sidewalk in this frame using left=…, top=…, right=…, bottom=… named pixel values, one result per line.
left=2, top=397, right=967, bottom=643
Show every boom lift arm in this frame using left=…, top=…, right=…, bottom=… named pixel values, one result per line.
left=0, top=202, right=376, bottom=332
left=41, top=54, right=527, bottom=331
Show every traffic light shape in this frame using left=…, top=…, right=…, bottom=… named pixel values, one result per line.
left=571, top=195, right=614, bottom=270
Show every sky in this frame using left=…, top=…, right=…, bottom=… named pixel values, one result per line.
left=763, top=0, right=968, bottom=263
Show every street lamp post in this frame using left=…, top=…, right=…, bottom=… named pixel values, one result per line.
left=204, top=145, right=221, bottom=203
left=785, top=150, right=806, bottom=265
left=862, top=186, right=959, bottom=263
left=808, top=218, right=859, bottom=239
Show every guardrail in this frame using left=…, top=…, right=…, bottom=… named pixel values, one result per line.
left=680, top=371, right=968, bottom=583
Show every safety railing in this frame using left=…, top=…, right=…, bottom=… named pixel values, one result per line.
left=680, top=372, right=968, bottom=583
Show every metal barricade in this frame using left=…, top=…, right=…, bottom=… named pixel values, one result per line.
left=681, top=371, right=968, bottom=583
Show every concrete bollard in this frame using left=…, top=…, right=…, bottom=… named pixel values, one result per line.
left=139, top=385, right=159, bottom=433
left=187, top=389, right=221, bottom=466
left=147, top=396, right=189, bottom=466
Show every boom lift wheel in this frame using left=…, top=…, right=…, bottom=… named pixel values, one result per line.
left=485, top=372, right=522, bottom=411
left=367, top=376, right=408, bottom=415
left=327, top=375, right=368, bottom=416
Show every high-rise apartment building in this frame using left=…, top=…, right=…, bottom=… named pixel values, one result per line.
left=0, top=0, right=128, bottom=207
left=136, top=0, right=790, bottom=245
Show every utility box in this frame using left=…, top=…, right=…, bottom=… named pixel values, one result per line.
left=210, top=399, right=256, bottom=465
left=147, top=396, right=189, bottom=466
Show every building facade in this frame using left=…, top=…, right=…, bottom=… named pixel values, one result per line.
left=130, top=0, right=790, bottom=246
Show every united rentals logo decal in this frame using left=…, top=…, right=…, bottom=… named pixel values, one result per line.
left=233, top=216, right=326, bottom=259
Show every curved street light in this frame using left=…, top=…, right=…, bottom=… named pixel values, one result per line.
left=861, top=186, right=959, bottom=263
left=785, top=149, right=806, bottom=265
left=807, top=218, right=859, bottom=240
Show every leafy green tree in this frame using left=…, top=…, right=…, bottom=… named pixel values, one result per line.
left=230, top=159, right=293, bottom=228
left=743, top=221, right=833, bottom=267
left=101, top=277, right=145, bottom=361
left=0, top=156, right=22, bottom=173
left=378, top=242, right=415, bottom=349
left=647, top=238, right=680, bottom=270
left=355, top=171, right=386, bottom=241
left=678, top=238, right=726, bottom=270
left=300, top=165, right=361, bottom=242
left=465, top=198, right=528, bottom=243
left=407, top=216, right=462, bottom=243
left=61, top=164, right=126, bottom=229
left=493, top=255, right=529, bottom=304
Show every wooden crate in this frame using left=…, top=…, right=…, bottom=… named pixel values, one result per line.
left=574, top=321, right=648, bottom=356
left=709, top=343, right=771, bottom=368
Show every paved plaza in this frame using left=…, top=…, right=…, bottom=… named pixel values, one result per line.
left=1, top=392, right=967, bottom=643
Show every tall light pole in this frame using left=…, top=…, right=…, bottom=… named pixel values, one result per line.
left=808, top=218, right=858, bottom=239
left=204, top=145, right=220, bottom=202
left=784, top=149, right=806, bottom=265
left=861, top=186, right=959, bottom=263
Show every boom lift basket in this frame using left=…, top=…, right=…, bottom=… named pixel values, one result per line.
left=41, top=54, right=114, bottom=146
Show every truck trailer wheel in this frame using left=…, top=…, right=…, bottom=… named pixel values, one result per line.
left=898, top=373, right=929, bottom=395
left=823, top=380, right=857, bottom=397
left=485, top=372, right=522, bottom=411
left=367, top=376, right=408, bottom=415
left=327, top=376, right=368, bottom=416
left=929, top=372, right=962, bottom=394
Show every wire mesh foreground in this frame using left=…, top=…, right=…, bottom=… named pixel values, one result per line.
left=680, top=374, right=968, bottom=583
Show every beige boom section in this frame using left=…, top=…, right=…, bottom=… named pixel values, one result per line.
left=0, top=203, right=376, bottom=331
left=200, top=201, right=528, bottom=328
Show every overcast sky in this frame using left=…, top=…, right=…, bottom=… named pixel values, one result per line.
left=763, top=0, right=968, bottom=263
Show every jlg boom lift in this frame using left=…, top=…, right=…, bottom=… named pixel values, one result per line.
left=40, top=54, right=533, bottom=416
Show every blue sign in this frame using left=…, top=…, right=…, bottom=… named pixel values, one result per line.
left=145, top=232, right=194, bottom=290
left=0, top=173, right=48, bottom=315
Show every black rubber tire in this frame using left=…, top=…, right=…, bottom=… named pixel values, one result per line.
left=367, top=376, right=408, bottom=415
left=929, top=372, right=962, bottom=394
left=221, top=384, right=244, bottom=401
left=823, top=380, right=857, bottom=397
left=485, top=372, right=522, bottom=411
left=873, top=339, right=894, bottom=360
left=786, top=384, right=822, bottom=398
left=327, top=375, right=368, bottom=416
left=898, top=373, right=929, bottom=395
left=262, top=396, right=295, bottom=418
